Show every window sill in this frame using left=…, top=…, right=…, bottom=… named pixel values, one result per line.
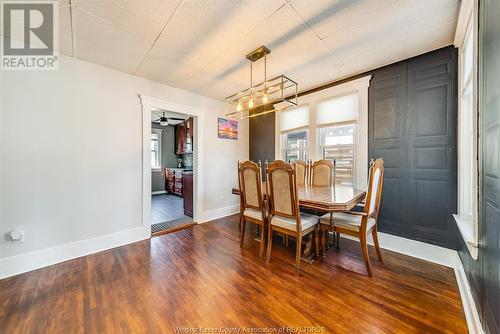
left=453, top=214, right=478, bottom=260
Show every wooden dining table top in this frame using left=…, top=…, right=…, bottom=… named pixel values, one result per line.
left=232, top=182, right=366, bottom=212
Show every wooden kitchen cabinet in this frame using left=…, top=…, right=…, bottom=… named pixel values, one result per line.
left=176, top=118, right=193, bottom=154
left=183, top=171, right=193, bottom=217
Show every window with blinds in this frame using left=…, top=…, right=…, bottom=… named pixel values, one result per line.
left=318, top=124, right=355, bottom=185
left=316, top=93, right=358, bottom=185
left=280, top=106, right=309, bottom=162
left=282, top=129, right=308, bottom=162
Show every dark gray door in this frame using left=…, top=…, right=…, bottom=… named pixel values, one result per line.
left=369, top=62, right=409, bottom=238
left=369, top=46, right=458, bottom=249
left=480, top=0, right=500, bottom=331
left=406, top=48, right=458, bottom=248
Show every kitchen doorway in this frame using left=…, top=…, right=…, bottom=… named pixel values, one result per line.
left=150, top=110, right=194, bottom=235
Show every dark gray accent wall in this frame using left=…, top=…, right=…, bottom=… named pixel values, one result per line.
left=152, top=123, right=178, bottom=192
left=249, top=112, right=275, bottom=177
left=459, top=1, right=500, bottom=333
left=369, top=46, right=458, bottom=249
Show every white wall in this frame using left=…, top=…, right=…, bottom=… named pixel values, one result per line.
left=0, top=55, right=248, bottom=264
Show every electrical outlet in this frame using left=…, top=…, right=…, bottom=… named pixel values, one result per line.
left=10, top=230, right=25, bottom=242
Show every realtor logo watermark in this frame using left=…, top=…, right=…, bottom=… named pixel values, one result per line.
left=1, top=0, right=59, bottom=70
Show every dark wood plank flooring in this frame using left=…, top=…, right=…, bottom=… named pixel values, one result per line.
left=0, top=214, right=467, bottom=333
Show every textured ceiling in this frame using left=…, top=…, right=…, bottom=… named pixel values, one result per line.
left=58, top=0, right=460, bottom=100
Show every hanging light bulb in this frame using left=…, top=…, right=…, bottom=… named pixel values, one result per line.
left=248, top=98, right=254, bottom=108
left=237, top=101, right=242, bottom=111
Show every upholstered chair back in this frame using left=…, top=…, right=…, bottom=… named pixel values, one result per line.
left=295, top=160, right=308, bottom=185
left=238, top=160, right=263, bottom=211
left=312, top=160, right=334, bottom=186
left=364, top=159, right=384, bottom=218
left=265, top=160, right=299, bottom=219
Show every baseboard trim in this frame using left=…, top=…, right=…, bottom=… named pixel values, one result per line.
left=152, top=190, right=167, bottom=195
left=0, top=226, right=147, bottom=280
left=342, top=231, right=458, bottom=267
left=454, top=256, right=485, bottom=334
left=197, top=204, right=240, bottom=224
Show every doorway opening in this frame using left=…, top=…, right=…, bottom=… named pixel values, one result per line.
left=150, top=110, right=194, bottom=236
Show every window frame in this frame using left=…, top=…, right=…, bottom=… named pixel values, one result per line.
left=318, top=121, right=357, bottom=186
left=281, top=127, right=309, bottom=163
left=151, top=128, right=162, bottom=171
left=454, top=0, right=479, bottom=260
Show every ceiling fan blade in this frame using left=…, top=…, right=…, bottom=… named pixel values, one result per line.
left=168, top=117, right=186, bottom=121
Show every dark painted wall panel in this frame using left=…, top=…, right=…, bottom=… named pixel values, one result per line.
left=369, top=46, right=458, bottom=249
left=249, top=112, right=275, bottom=177
left=459, top=1, right=500, bottom=333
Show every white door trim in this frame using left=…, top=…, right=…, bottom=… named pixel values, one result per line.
left=140, top=95, right=205, bottom=238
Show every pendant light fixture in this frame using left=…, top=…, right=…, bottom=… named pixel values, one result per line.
left=225, top=46, right=298, bottom=119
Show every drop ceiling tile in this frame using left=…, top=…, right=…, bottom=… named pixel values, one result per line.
left=58, top=0, right=73, bottom=56
left=136, top=0, right=285, bottom=87
left=71, top=0, right=181, bottom=42
left=290, top=0, right=394, bottom=41
left=181, top=3, right=330, bottom=98
left=73, top=8, right=152, bottom=74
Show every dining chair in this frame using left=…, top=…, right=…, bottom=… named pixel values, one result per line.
left=238, top=160, right=266, bottom=258
left=265, top=160, right=317, bottom=275
left=294, top=160, right=308, bottom=185
left=319, top=158, right=384, bottom=276
left=311, top=160, right=334, bottom=186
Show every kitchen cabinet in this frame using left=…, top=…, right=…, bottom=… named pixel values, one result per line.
left=165, top=168, right=184, bottom=196
left=183, top=171, right=193, bottom=217
left=176, top=118, right=193, bottom=154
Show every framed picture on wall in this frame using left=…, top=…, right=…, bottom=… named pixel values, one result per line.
left=217, top=117, right=238, bottom=140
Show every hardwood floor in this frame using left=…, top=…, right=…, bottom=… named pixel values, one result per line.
left=0, top=214, right=467, bottom=333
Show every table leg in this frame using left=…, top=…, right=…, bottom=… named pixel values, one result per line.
left=321, top=225, right=327, bottom=259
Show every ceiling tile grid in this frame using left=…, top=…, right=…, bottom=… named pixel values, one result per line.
left=54, top=0, right=460, bottom=100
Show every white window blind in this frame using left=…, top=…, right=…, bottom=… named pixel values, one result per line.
left=279, top=105, right=308, bottom=132
left=317, top=93, right=358, bottom=125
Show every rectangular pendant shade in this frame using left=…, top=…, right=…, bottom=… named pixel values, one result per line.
left=224, top=75, right=298, bottom=120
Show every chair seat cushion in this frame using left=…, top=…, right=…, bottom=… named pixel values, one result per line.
left=271, top=213, right=317, bottom=231
left=319, top=212, right=375, bottom=233
left=244, top=208, right=264, bottom=221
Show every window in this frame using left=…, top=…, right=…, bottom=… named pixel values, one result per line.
left=279, top=106, right=309, bottom=162
left=282, top=129, right=308, bottom=162
left=319, top=124, right=356, bottom=185
left=316, top=93, right=359, bottom=186
left=454, top=0, right=478, bottom=259
left=151, top=129, right=162, bottom=169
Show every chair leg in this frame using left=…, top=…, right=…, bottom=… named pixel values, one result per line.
left=238, top=212, right=244, bottom=232
left=360, top=232, right=372, bottom=277
left=372, top=227, right=383, bottom=263
left=266, top=226, right=273, bottom=262
left=240, top=219, right=246, bottom=248
left=335, top=232, right=340, bottom=250
left=295, top=234, right=302, bottom=276
left=259, top=222, right=265, bottom=258
left=314, top=225, right=320, bottom=258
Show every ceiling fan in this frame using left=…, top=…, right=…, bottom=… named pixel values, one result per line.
left=153, top=112, right=185, bottom=126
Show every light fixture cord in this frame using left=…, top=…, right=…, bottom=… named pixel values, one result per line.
left=250, top=61, right=253, bottom=87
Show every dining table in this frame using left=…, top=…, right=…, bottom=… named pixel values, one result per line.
left=232, top=182, right=366, bottom=261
